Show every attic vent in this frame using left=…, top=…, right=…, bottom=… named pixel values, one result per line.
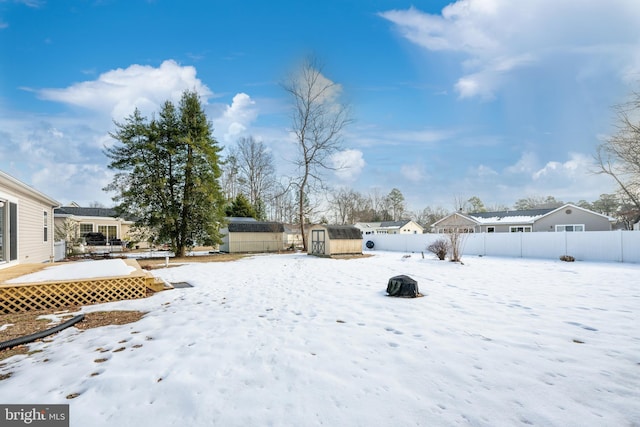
left=565, top=209, right=572, bottom=214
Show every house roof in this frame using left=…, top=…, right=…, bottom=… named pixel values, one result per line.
left=380, top=220, right=406, bottom=228
left=433, top=204, right=616, bottom=227
left=355, top=220, right=420, bottom=230
left=55, top=206, right=121, bottom=218
left=228, top=221, right=284, bottom=233
left=467, top=208, right=554, bottom=225
left=322, top=225, right=362, bottom=240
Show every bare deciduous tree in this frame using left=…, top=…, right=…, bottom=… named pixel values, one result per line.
left=412, top=206, right=449, bottom=232
left=54, top=218, right=80, bottom=256
left=282, top=57, right=351, bottom=250
left=233, top=136, right=276, bottom=219
left=595, top=92, right=640, bottom=223
left=270, top=182, right=297, bottom=224
left=221, top=154, right=240, bottom=201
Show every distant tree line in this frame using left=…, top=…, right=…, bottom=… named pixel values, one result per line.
left=104, top=73, right=640, bottom=252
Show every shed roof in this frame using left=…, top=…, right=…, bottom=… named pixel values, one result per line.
left=323, top=225, right=362, bottom=240
left=228, top=222, right=284, bottom=233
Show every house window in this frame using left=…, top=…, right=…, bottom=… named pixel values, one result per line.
left=510, top=226, right=532, bottom=232
left=438, top=227, right=475, bottom=233
left=80, top=223, right=93, bottom=236
left=487, top=227, right=495, bottom=233
left=43, top=211, right=48, bottom=242
left=98, top=225, right=118, bottom=241
left=556, top=224, right=584, bottom=232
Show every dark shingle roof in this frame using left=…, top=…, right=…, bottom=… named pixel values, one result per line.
left=324, top=225, right=362, bottom=240
left=55, top=207, right=119, bottom=218
left=228, top=222, right=285, bottom=233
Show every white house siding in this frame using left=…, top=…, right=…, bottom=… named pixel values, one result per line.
left=18, top=197, right=55, bottom=264
left=1, top=172, right=59, bottom=268
left=399, top=221, right=424, bottom=234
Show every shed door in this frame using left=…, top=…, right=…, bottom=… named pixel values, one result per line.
left=311, top=229, right=325, bottom=255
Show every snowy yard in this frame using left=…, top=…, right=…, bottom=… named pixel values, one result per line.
left=0, top=252, right=638, bottom=426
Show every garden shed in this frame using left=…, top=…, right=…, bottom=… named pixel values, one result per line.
left=220, top=218, right=285, bottom=253
left=307, top=224, right=362, bottom=257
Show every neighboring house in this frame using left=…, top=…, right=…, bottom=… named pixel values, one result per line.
left=0, top=171, right=60, bottom=268
left=354, top=220, right=424, bottom=235
left=307, top=224, right=362, bottom=257
left=220, top=218, right=285, bottom=253
left=432, top=204, right=615, bottom=233
left=54, top=204, right=139, bottom=248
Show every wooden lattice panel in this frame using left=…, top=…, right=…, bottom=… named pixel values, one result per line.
left=0, top=276, right=147, bottom=314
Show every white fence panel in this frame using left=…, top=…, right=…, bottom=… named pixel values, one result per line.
left=362, top=231, right=640, bottom=263
left=521, top=232, right=565, bottom=259
left=566, top=231, right=616, bottom=262
left=54, top=240, right=66, bottom=262
left=622, top=231, right=640, bottom=263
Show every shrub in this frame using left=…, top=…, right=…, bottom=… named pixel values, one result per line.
left=427, top=239, right=449, bottom=260
left=560, top=255, right=575, bottom=262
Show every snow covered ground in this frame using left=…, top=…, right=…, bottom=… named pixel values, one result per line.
left=1, top=252, right=638, bottom=426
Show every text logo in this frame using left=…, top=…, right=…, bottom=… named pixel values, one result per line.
left=1, top=405, right=69, bottom=427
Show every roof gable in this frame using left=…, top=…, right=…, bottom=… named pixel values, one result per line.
left=540, top=204, right=616, bottom=222
left=1, top=170, right=59, bottom=207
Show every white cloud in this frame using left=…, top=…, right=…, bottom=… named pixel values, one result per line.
left=212, top=93, right=258, bottom=144
left=380, top=1, right=640, bottom=99
left=32, top=163, right=114, bottom=206
left=350, top=127, right=454, bottom=148
left=331, top=149, right=366, bottom=181
left=505, top=152, right=538, bottom=175
left=471, top=164, right=498, bottom=177
left=532, top=152, right=590, bottom=181
left=37, top=60, right=213, bottom=120
left=400, top=163, right=425, bottom=182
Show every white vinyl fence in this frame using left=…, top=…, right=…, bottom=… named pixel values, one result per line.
left=54, top=240, right=66, bottom=262
left=362, top=231, right=640, bottom=263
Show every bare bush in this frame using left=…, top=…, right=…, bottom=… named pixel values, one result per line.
left=427, top=239, right=449, bottom=260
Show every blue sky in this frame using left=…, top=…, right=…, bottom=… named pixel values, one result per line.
left=1, top=0, right=639, bottom=214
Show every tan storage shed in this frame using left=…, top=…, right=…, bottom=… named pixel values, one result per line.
left=307, top=225, right=362, bottom=257
left=220, top=220, right=285, bottom=253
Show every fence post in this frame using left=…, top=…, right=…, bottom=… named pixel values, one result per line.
left=620, top=230, right=624, bottom=263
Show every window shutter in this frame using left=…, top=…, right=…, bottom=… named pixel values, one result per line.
left=9, top=202, right=17, bottom=261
